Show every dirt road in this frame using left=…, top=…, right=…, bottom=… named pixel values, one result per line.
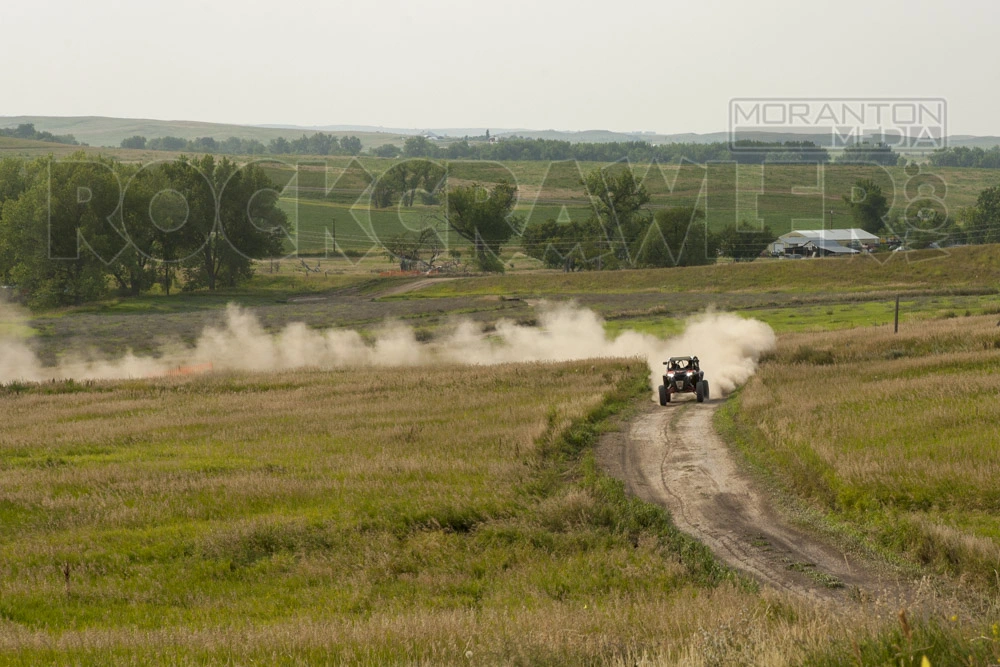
left=599, top=398, right=919, bottom=605
left=375, top=277, right=458, bottom=298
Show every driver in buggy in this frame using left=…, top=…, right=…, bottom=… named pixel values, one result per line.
left=691, top=356, right=700, bottom=371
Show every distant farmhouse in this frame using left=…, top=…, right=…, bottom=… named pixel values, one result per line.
left=770, top=229, right=879, bottom=257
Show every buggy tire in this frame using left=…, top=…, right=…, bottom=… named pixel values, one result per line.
left=703, top=381, right=710, bottom=400
left=696, top=380, right=705, bottom=403
left=658, top=384, right=668, bottom=406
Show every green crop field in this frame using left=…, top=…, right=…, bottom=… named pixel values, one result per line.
left=4, top=141, right=999, bottom=252
left=263, top=157, right=1000, bottom=244
left=278, top=198, right=474, bottom=256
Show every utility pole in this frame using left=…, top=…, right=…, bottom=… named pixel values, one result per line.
left=894, top=294, right=900, bottom=334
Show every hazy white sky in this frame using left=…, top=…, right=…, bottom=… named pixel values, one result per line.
left=3, top=0, right=998, bottom=134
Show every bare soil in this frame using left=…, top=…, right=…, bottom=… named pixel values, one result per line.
left=374, top=277, right=458, bottom=297
left=598, top=398, right=929, bottom=606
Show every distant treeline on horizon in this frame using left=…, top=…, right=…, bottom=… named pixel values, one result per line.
left=0, top=123, right=82, bottom=146
left=0, top=120, right=939, bottom=166
left=928, top=145, right=1000, bottom=168
left=118, top=132, right=907, bottom=166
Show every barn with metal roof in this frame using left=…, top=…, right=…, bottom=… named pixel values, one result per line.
left=771, top=228, right=878, bottom=256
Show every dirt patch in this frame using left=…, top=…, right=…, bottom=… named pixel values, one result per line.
left=375, top=277, right=458, bottom=298
left=598, top=399, right=933, bottom=607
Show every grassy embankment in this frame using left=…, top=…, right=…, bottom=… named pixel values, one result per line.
left=2, top=362, right=996, bottom=663
left=720, top=313, right=1000, bottom=598
left=398, top=244, right=1000, bottom=336
left=409, top=244, right=1000, bottom=298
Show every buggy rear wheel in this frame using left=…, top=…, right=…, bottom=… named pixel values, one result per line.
left=703, top=381, right=710, bottom=400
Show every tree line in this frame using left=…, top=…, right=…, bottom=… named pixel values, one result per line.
left=0, top=154, right=287, bottom=308
left=834, top=142, right=903, bottom=166
left=393, top=136, right=841, bottom=164
left=0, top=123, right=82, bottom=146
left=367, top=161, right=775, bottom=272
left=121, top=133, right=364, bottom=156
left=928, top=146, right=1000, bottom=169
left=843, top=176, right=1000, bottom=248
left=122, top=131, right=905, bottom=166
left=519, top=167, right=774, bottom=270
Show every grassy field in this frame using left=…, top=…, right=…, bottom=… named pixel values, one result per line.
left=6, top=165, right=1000, bottom=661
left=1, top=362, right=996, bottom=664
left=3, top=143, right=998, bottom=256
left=601, top=292, right=1000, bottom=338
left=405, top=244, right=1000, bottom=297
left=722, top=313, right=1000, bottom=595
left=0, top=136, right=176, bottom=162
left=266, top=158, right=1000, bottom=250
left=16, top=243, right=999, bottom=370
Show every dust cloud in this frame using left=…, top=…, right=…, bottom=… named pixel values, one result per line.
left=0, top=301, right=775, bottom=395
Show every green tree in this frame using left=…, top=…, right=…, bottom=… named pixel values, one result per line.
left=520, top=218, right=598, bottom=271
left=268, top=137, right=291, bottom=154
left=371, top=144, right=401, bottom=158
left=897, top=199, right=959, bottom=250
left=0, top=157, right=31, bottom=284
left=174, top=156, right=287, bottom=291
left=372, top=160, right=445, bottom=208
left=120, top=135, right=147, bottom=150
left=718, top=222, right=775, bottom=261
left=109, top=163, right=158, bottom=296
left=582, top=167, right=651, bottom=266
left=148, top=136, right=187, bottom=151
left=340, top=136, right=362, bottom=155
left=967, top=185, right=1000, bottom=245
left=445, top=180, right=522, bottom=272
left=835, top=142, right=899, bottom=166
left=1, top=154, right=124, bottom=307
left=843, top=178, right=889, bottom=235
left=215, top=160, right=288, bottom=287
left=634, top=207, right=717, bottom=267
left=245, top=139, right=266, bottom=155
left=11, top=123, right=36, bottom=139
left=403, top=136, right=437, bottom=158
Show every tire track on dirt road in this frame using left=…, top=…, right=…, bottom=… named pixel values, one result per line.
left=601, top=398, right=921, bottom=605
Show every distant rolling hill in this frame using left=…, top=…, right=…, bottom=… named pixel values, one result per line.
left=2, top=116, right=998, bottom=151
left=0, top=116, right=406, bottom=149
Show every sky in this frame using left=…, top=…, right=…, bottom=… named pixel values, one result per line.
left=3, top=0, right=998, bottom=135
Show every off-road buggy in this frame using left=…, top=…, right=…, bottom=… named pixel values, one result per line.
left=658, top=356, right=709, bottom=405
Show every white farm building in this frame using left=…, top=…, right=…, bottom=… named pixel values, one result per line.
left=770, top=229, right=879, bottom=257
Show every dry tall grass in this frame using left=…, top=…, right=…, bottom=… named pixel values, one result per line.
left=733, top=314, right=1000, bottom=589
left=0, top=361, right=992, bottom=663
